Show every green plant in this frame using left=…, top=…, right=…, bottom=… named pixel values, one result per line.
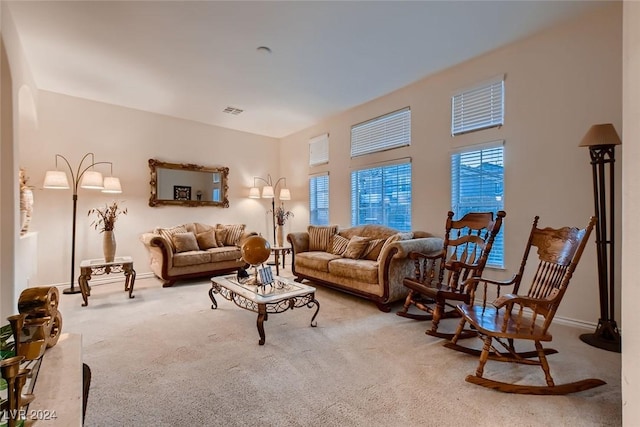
left=0, top=323, right=15, bottom=360
left=274, top=203, right=293, bottom=226
left=88, top=201, right=127, bottom=233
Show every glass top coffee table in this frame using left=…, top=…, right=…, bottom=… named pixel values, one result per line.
left=210, top=274, right=319, bottom=345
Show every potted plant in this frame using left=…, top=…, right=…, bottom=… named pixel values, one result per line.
left=88, top=201, right=127, bottom=262
left=274, top=203, right=293, bottom=246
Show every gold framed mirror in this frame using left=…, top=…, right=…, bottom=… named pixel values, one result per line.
left=148, top=159, right=229, bottom=207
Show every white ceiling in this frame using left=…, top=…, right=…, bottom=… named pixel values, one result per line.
left=6, top=1, right=611, bottom=138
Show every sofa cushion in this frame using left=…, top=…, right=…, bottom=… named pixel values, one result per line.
left=172, top=232, right=199, bottom=253
left=215, top=228, right=228, bottom=246
left=308, top=225, right=338, bottom=251
left=343, top=236, right=370, bottom=259
left=196, top=230, right=218, bottom=250
left=208, top=246, right=242, bottom=262
left=329, top=234, right=350, bottom=255
left=296, top=251, right=342, bottom=272
left=155, top=225, right=188, bottom=252
left=217, top=224, right=246, bottom=246
left=362, top=238, right=385, bottom=260
left=173, top=251, right=211, bottom=267
left=328, top=258, right=379, bottom=283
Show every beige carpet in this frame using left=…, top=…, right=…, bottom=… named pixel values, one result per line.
left=57, top=268, right=621, bottom=426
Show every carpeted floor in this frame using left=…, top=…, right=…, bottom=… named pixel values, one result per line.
left=58, top=267, right=622, bottom=427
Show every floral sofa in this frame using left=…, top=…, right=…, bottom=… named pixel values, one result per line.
left=287, top=225, right=443, bottom=312
left=140, top=223, right=255, bottom=287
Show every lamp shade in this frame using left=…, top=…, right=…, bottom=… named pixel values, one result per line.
left=279, top=188, right=291, bottom=200
left=261, top=186, right=274, bottom=198
left=43, top=170, right=70, bottom=189
left=80, top=171, right=104, bottom=189
left=102, top=176, right=122, bottom=193
left=249, top=187, right=261, bottom=198
left=579, top=123, right=622, bottom=147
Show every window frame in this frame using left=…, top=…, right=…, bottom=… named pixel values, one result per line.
left=309, top=172, right=329, bottom=226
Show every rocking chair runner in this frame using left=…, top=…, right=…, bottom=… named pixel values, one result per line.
left=445, top=215, right=606, bottom=395
left=397, top=210, right=505, bottom=339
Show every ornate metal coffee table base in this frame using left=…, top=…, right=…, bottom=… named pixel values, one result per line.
left=210, top=276, right=319, bottom=345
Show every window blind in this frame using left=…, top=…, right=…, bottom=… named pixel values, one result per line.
left=309, top=173, right=329, bottom=226
left=309, top=133, right=329, bottom=166
left=351, top=108, right=411, bottom=157
left=350, top=161, right=411, bottom=231
left=451, top=143, right=504, bottom=267
left=452, top=78, right=504, bottom=136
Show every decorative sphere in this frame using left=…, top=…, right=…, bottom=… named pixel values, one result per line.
left=241, top=235, right=271, bottom=266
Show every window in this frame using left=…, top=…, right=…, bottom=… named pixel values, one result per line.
left=452, top=76, right=504, bottom=136
left=451, top=143, right=504, bottom=267
left=309, top=173, right=329, bottom=226
left=351, top=161, right=411, bottom=231
left=351, top=108, right=411, bottom=157
left=309, top=133, right=329, bottom=166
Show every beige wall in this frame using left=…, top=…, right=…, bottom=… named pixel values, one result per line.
left=19, top=91, right=281, bottom=287
left=622, top=0, right=639, bottom=423
left=282, top=3, right=622, bottom=326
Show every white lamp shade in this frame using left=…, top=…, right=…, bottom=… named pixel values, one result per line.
left=80, top=171, right=104, bottom=189
left=261, top=186, right=274, bottom=198
left=279, top=188, right=291, bottom=200
left=249, top=187, right=261, bottom=198
left=102, top=176, right=122, bottom=193
left=43, top=170, right=70, bottom=189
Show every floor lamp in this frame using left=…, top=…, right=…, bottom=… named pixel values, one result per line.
left=43, top=153, right=122, bottom=295
left=248, top=174, right=291, bottom=245
left=578, top=123, right=621, bottom=353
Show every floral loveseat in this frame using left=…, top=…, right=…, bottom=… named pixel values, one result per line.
left=140, top=223, right=254, bottom=287
left=287, top=225, right=443, bottom=312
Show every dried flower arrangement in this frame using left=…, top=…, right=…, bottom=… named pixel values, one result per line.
left=274, top=203, right=294, bottom=226
left=88, top=201, right=127, bottom=232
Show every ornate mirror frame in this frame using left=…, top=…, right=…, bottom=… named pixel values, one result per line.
left=148, top=159, right=229, bottom=207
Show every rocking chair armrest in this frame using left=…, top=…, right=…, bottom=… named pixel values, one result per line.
left=474, top=274, right=520, bottom=288
left=493, top=293, right=541, bottom=310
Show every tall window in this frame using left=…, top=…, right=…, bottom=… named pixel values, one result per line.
left=351, top=161, right=411, bottom=231
left=451, top=143, right=504, bottom=267
left=309, top=173, right=329, bottom=226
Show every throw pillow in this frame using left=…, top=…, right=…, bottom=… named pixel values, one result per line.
left=308, top=225, right=338, bottom=251
left=362, top=238, right=385, bottom=261
left=156, top=225, right=188, bottom=252
left=343, top=236, right=370, bottom=259
left=172, top=232, right=199, bottom=253
left=329, top=234, right=350, bottom=256
left=215, top=228, right=228, bottom=247
left=218, top=224, right=246, bottom=246
left=196, top=230, right=217, bottom=250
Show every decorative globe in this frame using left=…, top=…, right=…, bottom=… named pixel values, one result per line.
left=241, top=235, right=271, bottom=266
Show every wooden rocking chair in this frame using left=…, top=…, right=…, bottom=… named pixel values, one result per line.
left=397, top=210, right=505, bottom=339
left=444, top=215, right=606, bottom=395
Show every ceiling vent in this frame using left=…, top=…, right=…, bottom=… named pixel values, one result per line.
left=223, top=106, right=244, bottom=115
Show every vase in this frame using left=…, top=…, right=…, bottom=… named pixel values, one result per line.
left=276, top=224, right=284, bottom=247
left=19, top=187, right=33, bottom=236
left=103, top=230, right=116, bottom=262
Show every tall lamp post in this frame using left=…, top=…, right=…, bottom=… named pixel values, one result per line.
left=249, top=174, right=291, bottom=245
left=578, top=123, right=621, bottom=353
left=43, top=153, right=122, bottom=294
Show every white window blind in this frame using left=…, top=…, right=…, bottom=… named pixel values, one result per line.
left=351, top=160, right=412, bottom=231
left=452, top=78, right=504, bottom=136
left=451, top=142, right=504, bottom=267
left=309, top=173, right=329, bottom=226
left=351, top=107, right=411, bottom=157
left=309, top=133, right=329, bottom=166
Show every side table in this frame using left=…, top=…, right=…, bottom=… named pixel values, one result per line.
left=270, top=245, right=291, bottom=275
left=78, top=256, right=136, bottom=307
